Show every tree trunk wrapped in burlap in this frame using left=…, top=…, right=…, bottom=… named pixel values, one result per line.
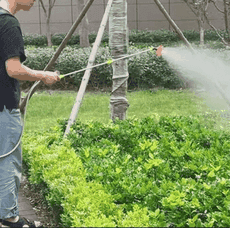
left=109, top=0, right=129, bottom=121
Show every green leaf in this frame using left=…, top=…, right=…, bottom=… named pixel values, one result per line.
left=208, top=170, right=215, bottom=178
left=187, top=214, right=199, bottom=227
left=191, top=198, right=201, bottom=208
left=151, top=158, right=164, bottom=167
left=150, top=141, right=158, bottom=151
left=154, top=208, right=160, bottom=217
left=214, top=165, right=221, bottom=171
left=137, top=157, right=142, bottom=163
left=124, top=154, right=132, bottom=164
left=145, top=158, right=164, bottom=169
left=220, top=177, right=226, bottom=185
left=149, top=152, right=154, bottom=159
left=84, top=148, right=90, bottom=158
left=116, top=168, right=122, bottom=174
left=206, top=218, right=216, bottom=227
left=203, top=183, right=211, bottom=189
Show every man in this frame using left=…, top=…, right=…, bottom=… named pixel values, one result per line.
left=0, top=0, right=60, bottom=227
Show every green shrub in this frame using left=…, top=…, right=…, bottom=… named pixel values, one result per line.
left=204, top=29, right=226, bottom=41
left=183, top=29, right=200, bottom=41
left=182, top=29, right=229, bottom=43
left=23, top=112, right=230, bottom=227
left=56, top=114, right=230, bottom=227
left=51, top=33, right=80, bottom=45
left=24, top=47, right=55, bottom=70
left=22, top=124, right=167, bottom=227
left=23, top=29, right=229, bottom=47
left=23, top=33, right=47, bottom=46
left=128, top=29, right=179, bottom=43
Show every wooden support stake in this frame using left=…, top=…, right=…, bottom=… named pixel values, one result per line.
left=19, top=0, right=95, bottom=114
left=154, top=0, right=194, bottom=52
left=64, top=0, right=114, bottom=137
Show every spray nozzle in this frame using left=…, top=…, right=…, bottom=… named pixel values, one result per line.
left=149, top=45, right=163, bottom=57
left=156, top=45, right=163, bottom=57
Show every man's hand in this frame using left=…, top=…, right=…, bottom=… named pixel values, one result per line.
left=41, top=71, right=61, bottom=85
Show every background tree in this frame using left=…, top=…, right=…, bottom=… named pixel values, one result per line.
left=78, top=0, right=90, bottom=47
left=210, top=0, right=230, bottom=44
left=109, top=0, right=129, bottom=121
left=183, top=0, right=230, bottom=47
left=39, top=0, right=57, bottom=46
left=183, top=0, right=210, bottom=46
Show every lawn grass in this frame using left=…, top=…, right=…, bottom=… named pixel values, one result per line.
left=23, top=88, right=212, bottom=134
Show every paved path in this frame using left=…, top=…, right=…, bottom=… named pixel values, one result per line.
left=19, top=185, right=40, bottom=222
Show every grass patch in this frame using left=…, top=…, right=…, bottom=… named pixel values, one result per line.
left=23, top=89, right=211, bottom=133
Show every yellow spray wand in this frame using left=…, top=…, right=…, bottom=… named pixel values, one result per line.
left=59, top=45, right=163, bottom=79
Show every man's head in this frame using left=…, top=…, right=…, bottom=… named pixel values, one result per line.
left=0, top=0, right=36, bottom=14
left=15, top=0, right=36, bottom=11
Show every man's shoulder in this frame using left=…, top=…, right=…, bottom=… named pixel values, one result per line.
left=0, top=12, right=20, bottom=30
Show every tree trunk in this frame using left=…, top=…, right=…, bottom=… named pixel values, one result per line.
left=197, top=3, right=205, bottom=47
left=223, top=0, right=230, bottom=43
left=78, top=0, right=90, bottom=47
left=39, top=0, right=55, bottom=47
left=109, top=0, right=129, bottom=121
left=198, top=13, right=205, bottom=46
left=199, top=24, right=204, bottom=46
left=46, top=17, right=53, bottom=46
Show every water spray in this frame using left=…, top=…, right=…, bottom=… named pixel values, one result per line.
left=0, top=45, right=163, bottom=159
left=163, top=46, right=230, bottom=116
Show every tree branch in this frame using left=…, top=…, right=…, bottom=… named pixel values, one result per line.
left=51, top=0, right=57, bottom=9
left=210, top=0, right=224, bottom=13
left=204, top=11, right=229, bottom=45
left=204, top=0, right=209, bottom=12
left=183, top=0, right=199, bottom=17
left=39, top=0, right=47, bottom=16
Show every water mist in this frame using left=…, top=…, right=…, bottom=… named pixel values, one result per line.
left=162, top=46, right=230, bottom=128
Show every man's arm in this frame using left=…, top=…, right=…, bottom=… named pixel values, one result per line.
left=5, top=56, right=45, bottom=81
left=5, top=56, right=60, bottom=85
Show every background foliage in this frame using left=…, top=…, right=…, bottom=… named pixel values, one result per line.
left=23, top=29, right=229, bottom=46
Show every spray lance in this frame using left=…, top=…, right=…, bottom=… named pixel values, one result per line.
left=59, top=45, right=163, bottom=79
left=0, top=45, right=163, bottom=159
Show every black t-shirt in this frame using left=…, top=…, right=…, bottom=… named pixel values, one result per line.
left=0, top=7, right=26, bottom=112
